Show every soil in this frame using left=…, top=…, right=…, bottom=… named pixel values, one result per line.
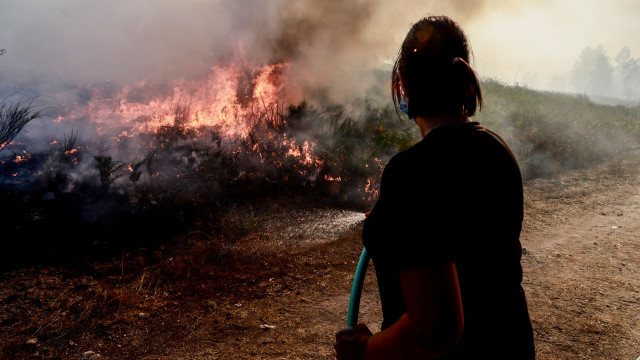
left=1, top=158, right=640, bottom=359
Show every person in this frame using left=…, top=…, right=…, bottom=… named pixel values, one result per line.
left=334, top=15, right=535, bottom=359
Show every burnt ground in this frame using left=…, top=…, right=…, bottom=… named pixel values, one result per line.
left=1, top=155, right=640, bottom=359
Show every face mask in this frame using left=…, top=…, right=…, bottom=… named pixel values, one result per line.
left=399, top=94, right=410, bottom=117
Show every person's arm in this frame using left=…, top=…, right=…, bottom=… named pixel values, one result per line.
left=336, top=262, right=464, bottom=360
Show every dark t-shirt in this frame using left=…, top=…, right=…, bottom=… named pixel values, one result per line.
left=362, top=122, right=535, bottom=359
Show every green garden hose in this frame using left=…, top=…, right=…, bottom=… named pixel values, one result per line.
left=346, top=248, right=370, bottom=327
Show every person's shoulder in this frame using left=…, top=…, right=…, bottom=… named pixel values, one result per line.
left=382, top=148, right=411, bottom=178
left=385, top=138, right=429, bottom=170
left=471, top=124, right=519, bottom=158
left=472, top=124, right=509, bottom=146
left=380, top=142, right=427, bottom=187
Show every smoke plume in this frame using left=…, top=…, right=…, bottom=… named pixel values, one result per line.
left=1, top=0, right=505, bottom=100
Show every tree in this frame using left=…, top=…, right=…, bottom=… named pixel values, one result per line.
left=621, top=58, right=640, bottom=101
left=0, top=98, right=43, bottom=151
left=615, top=46, right=631, bottom=66
left=571, top=45, right=614, bottom=97
left=615, top=47, right=640, bottom=101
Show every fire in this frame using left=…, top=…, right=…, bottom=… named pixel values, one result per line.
left=285, top=140, right=316, bottom=166
left=13, top=150, right=31, bottom=163
left=300, top=141, right=314, bottom=165
left=363, top=157, right=384, bottom=202
left=42, top=56, right=340, bottom=189
left=364, top=178, right=379, bottom=200
left=324, top=175, right=342, bottom=182
left=9, top=52, right=387, bottom=204
left=58, top=61, right=289, bottom=139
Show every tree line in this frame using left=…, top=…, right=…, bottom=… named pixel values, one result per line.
left=571, top=45, right=640, bottom=102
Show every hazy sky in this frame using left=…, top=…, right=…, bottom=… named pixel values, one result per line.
left=1, top=0, right=638, bottom=97
left=464, top=0, right=640, bottom=91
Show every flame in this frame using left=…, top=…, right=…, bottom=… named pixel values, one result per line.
left=58, top=61, right=289, bottom=139
left=362, top=157, right=384, bottom=202
left=324, top=175, right=342, bottom=182
left=300, top=141, right=314, bottom=165
left=364, top=178, right=379, bottom=200
left=30, top=53, right=383, bottom=202
left=285, top=139, right=316, bottom=166
left=46, top=57, right=327, bottom=183
left=13, top=150, right=31, bottom=163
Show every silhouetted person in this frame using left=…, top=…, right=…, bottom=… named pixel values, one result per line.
left=335, top=15, right=535, bottom=359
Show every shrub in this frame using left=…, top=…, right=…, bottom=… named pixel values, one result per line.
left=0, top=97, right=44, bottom=151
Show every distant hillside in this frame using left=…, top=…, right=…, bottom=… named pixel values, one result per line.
left=475, top=79, right=640, bottom=179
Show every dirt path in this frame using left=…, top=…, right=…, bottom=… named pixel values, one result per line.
left=522, top=173, right=640, bottom=359
left=1, top=165, right=639, bottom=359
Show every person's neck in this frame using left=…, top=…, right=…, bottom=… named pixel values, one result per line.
left=415, top=113, right=470, bottom=138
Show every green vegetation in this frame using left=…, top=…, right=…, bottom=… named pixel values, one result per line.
left=476, top=80, right=640, bottom=179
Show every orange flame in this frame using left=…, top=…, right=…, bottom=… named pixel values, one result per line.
left=59, top=61, right=289, bottom=140
left=13, top=150, right=31, bottom=163
left=324, top=175, right=342, bottom=182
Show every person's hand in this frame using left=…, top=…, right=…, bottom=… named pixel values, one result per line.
left=334, top=323, right=372, bottom=360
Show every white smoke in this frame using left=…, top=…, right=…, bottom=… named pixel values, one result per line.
left=3, top=0, right=640, bottom=99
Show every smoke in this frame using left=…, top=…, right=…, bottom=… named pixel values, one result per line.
left=464, top=0, right=640, bottom=94
left=2, top=0, right=639, bottom=172
left=1, top=1, right=272, bottom=84
left=1, top=0, right=504, bottom=101
left=3, top=0, right=640, bottom=99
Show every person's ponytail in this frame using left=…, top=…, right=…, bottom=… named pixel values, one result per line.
left=451, top=57, right=482, bottom=117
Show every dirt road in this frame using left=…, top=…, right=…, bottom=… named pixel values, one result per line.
left=522, top=171, right=640, bottom=359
